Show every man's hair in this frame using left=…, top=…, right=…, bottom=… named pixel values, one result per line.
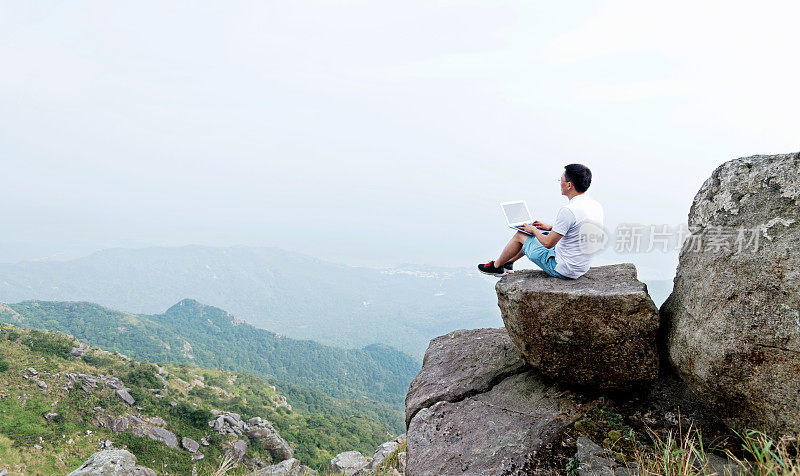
left=564, top=164, right=592, bottom=193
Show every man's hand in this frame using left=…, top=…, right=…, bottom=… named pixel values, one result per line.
left=519, top=221, right=563, bottom=249
left=532, top=220, right=552, bottom=231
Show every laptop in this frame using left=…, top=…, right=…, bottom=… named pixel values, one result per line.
left=501, top=200, right=536, bottom=235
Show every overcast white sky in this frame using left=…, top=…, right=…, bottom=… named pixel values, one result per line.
left=1, top=1, right=798, bottom=278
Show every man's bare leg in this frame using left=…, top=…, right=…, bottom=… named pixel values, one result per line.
left=494, top=232, right=529, bottom=267
left=508, top=249, right=525, bottom=263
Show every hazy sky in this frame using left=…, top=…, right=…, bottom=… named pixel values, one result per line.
left=2, top=1, right=798, bottom=278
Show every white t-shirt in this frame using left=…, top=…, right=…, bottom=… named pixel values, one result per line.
left=551, top=194, right=604, bottom=279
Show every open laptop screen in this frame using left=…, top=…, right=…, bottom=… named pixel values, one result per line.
left=502, top=202, right=531, bottom=225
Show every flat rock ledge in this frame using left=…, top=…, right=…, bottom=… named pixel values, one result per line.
left=405, top=328, right=594, bottom=476
left=496, top=263, right=660, bottom=390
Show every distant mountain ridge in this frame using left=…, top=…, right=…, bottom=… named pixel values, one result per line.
left=0, top=245, right=503, bottom=357
left=0, top=298, right=419, bottom=432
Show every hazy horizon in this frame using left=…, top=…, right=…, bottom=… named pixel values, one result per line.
left=3, top=2, right=799, bottom=280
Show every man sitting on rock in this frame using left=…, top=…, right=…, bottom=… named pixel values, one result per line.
left=478, top=163, right=603, bottom=279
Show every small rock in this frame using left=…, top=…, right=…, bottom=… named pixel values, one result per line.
left=575, top=437, right=629, bottom=476
left=44, top=412, right=58, bottom=421
left=71, top=342, right=90, bottom=357
left=115, top=389, right=135, bottom=406
left=37, top=380, right=47, bottom=389
left=182, top=437, right=200, bottom=453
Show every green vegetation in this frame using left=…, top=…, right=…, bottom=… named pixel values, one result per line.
left=19, top=329, right=74, bottom=359
left=0, top=324, right=398, bottom=474
left=573, top=406, right=638, bottom=461
left=625, top=425, right=800, bottom=475
left=571, top=406, right=800, bottom=475
left=1, top=299, right=419, bottom=432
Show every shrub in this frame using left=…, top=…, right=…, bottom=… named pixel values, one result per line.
left=0, top=361, right=9, bottom=372
left=168, top=402, right=213, bottom=430
left=82, top=353, right=115, bottom=368
left=122, top=363, right=161, bottom=388
left=22, top=330, right=73, bottom=358
left=113, top=432, right=194, bottom=474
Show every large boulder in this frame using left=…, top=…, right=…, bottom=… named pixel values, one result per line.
left=661, top=152, right=800, bottom=439
left=496, top=264, right=660, bottom=390
left=67, top=449, right=155, bottom=475
left=405, top=327, right=593, bottom=475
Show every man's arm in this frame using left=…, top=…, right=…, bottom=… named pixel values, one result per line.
left=523, top=208, right=573, bottom=249
left=520, top=223, right=563, bottom=249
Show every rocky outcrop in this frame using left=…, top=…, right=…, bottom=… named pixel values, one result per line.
left=208, top=411, right=293, bottom=461
left=405, top=328, right=593, bottom=475
left=496, top=264, right=660, bottom=390
left=67, top=449, right=155, bottom=475
left=247, top=416, right=294, bottom=461
left=402, top=324, right=735, bottom=475
left=661, top=152, right=800, bottom=439
left=92, top=408, right=178, bottom=449
left=210, top=410, right=247, bottom=436
left=65, top=372, right=125, bottom=391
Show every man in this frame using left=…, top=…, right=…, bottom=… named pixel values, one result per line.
left=478, top=163, right=603, bottom=279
